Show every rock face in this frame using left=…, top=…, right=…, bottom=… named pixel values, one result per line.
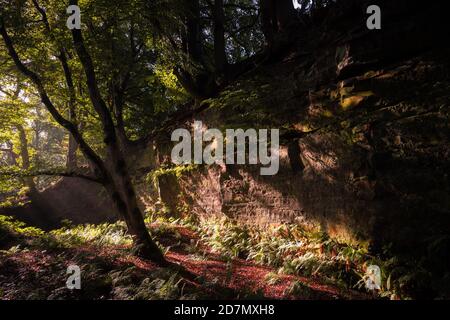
left=1, top=178, right=119, bottom=230
left=178, top=135, right=377, bottom=243
left=155, top=2, right=450, bottom=252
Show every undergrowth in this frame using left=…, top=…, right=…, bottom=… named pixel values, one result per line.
left=0, top=215, right=198, bottom=300
left=148, top=213, right=442, bottom=300
left=2, top=213, right=448, bottom=300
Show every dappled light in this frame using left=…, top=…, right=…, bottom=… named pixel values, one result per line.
left=0, top=0, right=449, bottom=306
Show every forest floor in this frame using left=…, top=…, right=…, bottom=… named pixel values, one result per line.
left=0, top=216, right=372, bottom=300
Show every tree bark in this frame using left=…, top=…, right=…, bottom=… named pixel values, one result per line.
left=59, top=52, right=78, bottom=171
left=275, top=0, right=297, bottom=32
left=16, top=124, right=37, bottom=193
left=185, top=0, right=203, bottom=65
left=213, top=0, right=227, bottom=75
left=67, top=133, right=78, bottom=170
left=260, top=0, right=297, bottom=48
left=105, top=167, right=164, bottom=262
left=175, top=0, right=223, bottom=98
left=260, top=0, right=277, bottom=47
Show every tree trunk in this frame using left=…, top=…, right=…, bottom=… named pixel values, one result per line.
left=275, top=0, right=297, bottom=32
left=112, top=82, right=131, bottom=151
left=60, top=52, right=79, bottom=171
left=213, top=0, right=227, bottom=75
left=260, top=0, right=277, bottom=47
left=67, top=133, right=78, bottom=170
left=16, top=124, right=37, bottom=193
left=105, top=148, right=166, bottom=263
left=68, top=14, right=166, bottom=263
left=260, top=0, right=296, bottom=48
left=176, top=0, right=220, bottom=98
left=66, top=98, right=78, bottom=170
left=185, top=0, right=203, bottom=65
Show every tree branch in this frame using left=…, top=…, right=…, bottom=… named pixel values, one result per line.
left=69, top=0, right=117, bottom=144
left=133, top=100, right=210, bottom=147
left=0, top=17, right=107, bottom=180
left=31, top=0, right=79, bottom=169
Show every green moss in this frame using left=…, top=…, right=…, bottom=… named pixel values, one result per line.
left=146, top=164, right=199, bottom=188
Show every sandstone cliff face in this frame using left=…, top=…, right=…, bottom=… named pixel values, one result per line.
left=152, top=3, right=450, bottom=254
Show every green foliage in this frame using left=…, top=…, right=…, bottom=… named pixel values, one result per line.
left=48, top=221, right=133, bottom=248
left=285, top=281, right=316, bottom=299
left=0, top=215, right=44, bottom=240
left=0, top=216, right=135, bottom=253
left=0, top=0, right=193, bottom=199
left=146, top=164, right=199, bottom=188
left=179, top=216, right=435, bottom=299
left=0, top=216, right=198, bottom=300
left=110, top=267, right=189, bottom=300
left=264, top=272, right=283, bottom=286
left=199, top=217, right=253, bottom=259
left=2, top=214, right=448, bottom=299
